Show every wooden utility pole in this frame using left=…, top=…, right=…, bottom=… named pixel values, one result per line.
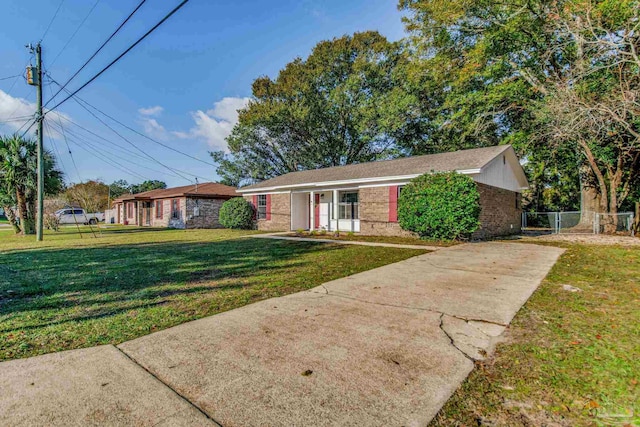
left=34, top=43, right=44, bottom=241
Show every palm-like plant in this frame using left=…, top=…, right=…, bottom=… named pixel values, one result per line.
left=0, top=134, right=64, bottom=234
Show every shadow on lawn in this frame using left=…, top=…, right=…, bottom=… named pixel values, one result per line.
left=0, top=238, right=337, bottom=331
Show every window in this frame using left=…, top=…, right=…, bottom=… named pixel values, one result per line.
left=397, top=186, right=404, bottom=197
left=171, top=199, right=180, bottom=219
left=127, top=203, right=134, bottom=218
left=155, top=201, right=163, bottom=219
left=338, top=191, right=359, bottom=220
left=73, top=209, right=83, bottom=215
left=257, top=195, right=267, bottom=220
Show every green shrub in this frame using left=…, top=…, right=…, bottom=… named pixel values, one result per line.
left=219, top=197, right=255, bottom=229
left=397, top=172, right=480, bottom=240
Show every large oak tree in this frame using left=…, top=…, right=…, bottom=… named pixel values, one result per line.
left=212, top=31, right=422, bottom=186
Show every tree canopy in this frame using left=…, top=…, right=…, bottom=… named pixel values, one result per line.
left=399, top=0, right=640, bottom=216
left=0, top=134, right=64, bottom=234
left=108, top=179, right=167, bottom=198
left=212, top=31, right=421, bottom=186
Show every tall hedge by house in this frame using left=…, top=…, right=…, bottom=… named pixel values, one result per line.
left=397, top=172, right=480, bottom=240
left=219, top=197, right=255, bottom=229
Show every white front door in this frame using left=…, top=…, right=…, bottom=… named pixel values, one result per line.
left=319, top=203, right=329, bottom=229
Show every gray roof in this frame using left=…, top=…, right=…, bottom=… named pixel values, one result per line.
left=241, top=145, right=512, bottom=191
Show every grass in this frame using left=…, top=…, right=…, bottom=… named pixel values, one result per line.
left=0, top=218, right=8, bottom=225
left=0, top=226, right=426, bottom=361
left=286, top=231, right=457, bottom=247
left=431, top=243, right=640, bottom=427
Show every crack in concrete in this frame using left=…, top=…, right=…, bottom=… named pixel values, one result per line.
left=438, top=313, right=477, bottom=362
left=115, top=346, right=223, bottom=427
left=311, top=288, right=508, bottom=327
left=309, top=286, right=505, bottom=362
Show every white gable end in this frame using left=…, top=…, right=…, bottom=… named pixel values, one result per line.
left=471, top=149, right=528, bottom=192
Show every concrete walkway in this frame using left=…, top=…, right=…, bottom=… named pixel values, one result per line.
left=0, top=242, right=564, bottom=426
left=251, top=232, right=444, bottom=250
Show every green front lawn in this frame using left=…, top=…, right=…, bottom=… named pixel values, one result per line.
left=432, top=243, right=640, bottom=426
left=287, top=231, right=457, bottom=246
left=0, top=227, right=426, bottom=361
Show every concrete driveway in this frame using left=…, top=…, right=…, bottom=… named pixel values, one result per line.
left=0, top=241, right=563, bottom=426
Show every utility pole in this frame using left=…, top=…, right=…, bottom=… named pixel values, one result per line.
left=31, top=43, right=44, bottom=241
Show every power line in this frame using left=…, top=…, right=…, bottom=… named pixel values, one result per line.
left=46, top=76, right=212, bottom=183
left=45, top=83, right=82, bottom=182
left=0, top=74, right=22, bottom=81
left=47, top=0, right=190, bottom=113
left=47, top=118, right=187, bottom=179
left=43, top=118, right=71, bottom=181
left=40, top=0, right=66, bottom=41
left=45, top=0, right=147, bottom=107
left=49, top=0, right=102, bottom=67
left=46, top=74, right=214, bottom=167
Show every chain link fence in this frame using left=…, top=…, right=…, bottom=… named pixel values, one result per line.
left=523, top=211, right=635, bottom=235
left=594, top=212, right=635, bottom=235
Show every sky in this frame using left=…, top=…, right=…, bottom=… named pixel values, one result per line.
left=0, top=0, right=408, bottom=187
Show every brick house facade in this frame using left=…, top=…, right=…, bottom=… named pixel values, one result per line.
left=239, top=145, right=528, bottom=239
left=112, top=183, right=237, bottom=229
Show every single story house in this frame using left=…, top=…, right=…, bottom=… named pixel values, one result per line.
left=238, top=145, right=529, bottom=239
left=111, top=182, right=238, bottom=229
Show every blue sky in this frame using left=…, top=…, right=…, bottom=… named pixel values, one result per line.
left=0, top=0, right=408, bottom=187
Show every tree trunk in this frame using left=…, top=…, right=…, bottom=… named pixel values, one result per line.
left=579, top=180, right=602, bottom=226
left=2, top=206, right=21, bottom=234
left=16, top=190, right=34, bottom=235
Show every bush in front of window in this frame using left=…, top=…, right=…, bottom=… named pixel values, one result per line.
left=398, top=172, right=480, bottom=240
left=219, top=197, right=255, bottom=229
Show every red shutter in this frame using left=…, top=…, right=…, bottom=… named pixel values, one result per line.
left=388, top=185, right=398, bottom=222
left=252, top=195, right=257, bottom=208
left=266, top=194, right=272, bottom=220
left=314, top=194, right=320, bottom=228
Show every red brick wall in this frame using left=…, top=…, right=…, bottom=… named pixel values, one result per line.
left=473, top=183, right=522, bottom=239
left=360, top=183, right=522, bottom=239
left=244, top=193, right=291, bottom=231
left=358, top=186, right=416, bottom=237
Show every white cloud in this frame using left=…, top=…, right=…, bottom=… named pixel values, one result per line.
left=138, top=105, right=164, bottom=116
left=175, top=97, right=250, bottom=151
left=0, top=89, right=70, bottom=139
left=140, top=117, right=168, bottom=140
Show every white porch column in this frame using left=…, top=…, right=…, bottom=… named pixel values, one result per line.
left=332, top=189, right=339, bottom=222
left=309, top=191, right=315, bottom=230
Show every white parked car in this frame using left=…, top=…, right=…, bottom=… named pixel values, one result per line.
left=55, top=208, right=105, bottom=225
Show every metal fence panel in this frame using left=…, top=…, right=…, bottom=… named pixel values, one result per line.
left=595, top=212, right=634, bottom=235
left=522, top=212, right=558, bottom=234
left=558, top=211, right=594, bottom=234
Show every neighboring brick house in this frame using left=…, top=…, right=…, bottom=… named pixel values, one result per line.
left=111, top=183, right=238, bottom=229
left=238, top=145, right=528, bottom=239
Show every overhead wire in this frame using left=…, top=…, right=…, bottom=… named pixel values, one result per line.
left=46, top=0, right=190, bottom=113
left=46, top=82, right=82, bottom=182
left=46, top=74, right=214, bottom=168
left=49, top=0, right=102, bottom=67
left=47, top=118, right=187, bottom=179
left=47, top=75, right=212, bottom=183
left=0, top=74, right=22, bottom=81
left=40, top=0, right=66, bottom=41
left=45, top=0, right=147, bottom=107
